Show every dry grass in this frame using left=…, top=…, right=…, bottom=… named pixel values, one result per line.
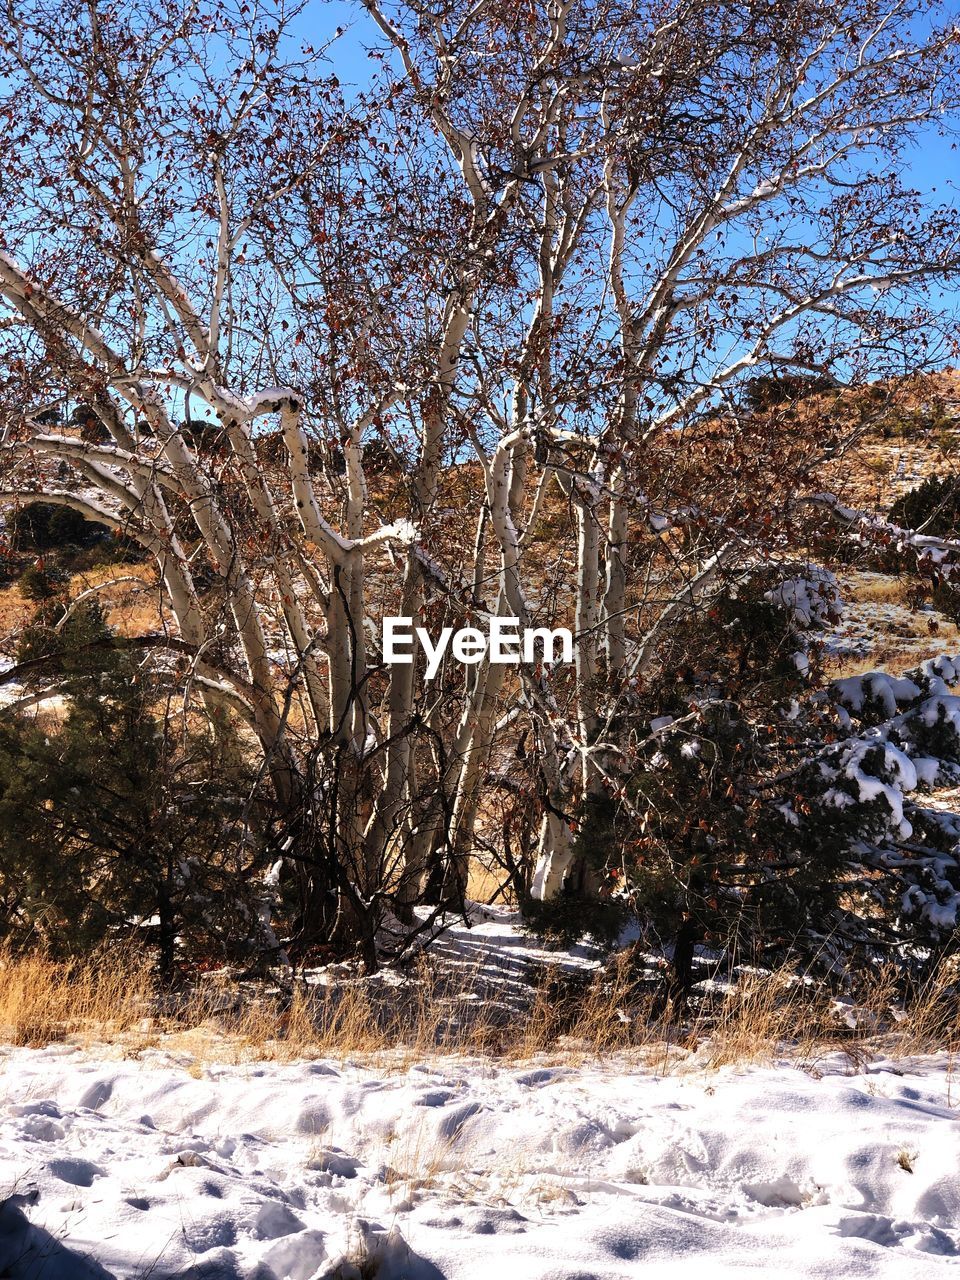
left=67, top=561, right=163, bottom=635
left=864, top=452, right=894, bottom=478
left=830, top=628, right=960, bottom=681
left=0, top=583, right=35, bottom=635
left=0, top=945, right=155, bottom=1047
left=881, top=960, right=960, bottom=1057
left=466, top=856, right=513, bottom=905
left=844, top=574, right=917, bottom=607
left=371, top=1123, right=470, bottom=1202
left=702, top=960, right=960, bottom=1068
left=67, top=561, right=156, bottom=592
left=2, top=946, right=958, bottom=1072
left=0, top=559, right=162, bottom=663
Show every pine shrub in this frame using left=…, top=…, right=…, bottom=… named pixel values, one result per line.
left=890, top=474, right=960, bottom=538
left=0, top=654, right=269, bottom=979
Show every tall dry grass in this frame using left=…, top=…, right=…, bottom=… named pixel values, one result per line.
left=0, top=945, right=154, bottom=1046
left=1, top=944, right=958, bottom=1069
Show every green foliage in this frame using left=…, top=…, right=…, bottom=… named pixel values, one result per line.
left=16, top=599, right=113, bottom=667
left=877, top=401, right=954, bottom=441
left=9, top=504, right=147, bottom=573
left=623, top=699, right=831, bottom=964
left=0, top=655, right=267, bottom=978
left=890, top=474, right=960, bottom=538
left=520, top=573, right=833, bottom=977
left=523, top=890, right=629, bottom=951
left=182, top=417, right=226, bottom=452
left=743, top=373, right=836, bottom=411
left=17, top=563, right=66, bottom=602
left=930, top=580, right=960, bottom=625
left=654, top=567, right=832, bottom=700
left=10, top=502, right=103, bottom=551
left=522, top=792, right=632, bottom=950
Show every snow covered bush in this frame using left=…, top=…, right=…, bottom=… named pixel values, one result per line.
left=794, top=657, right=960, bottom=967
left=531, top=557, right=960, bottom=995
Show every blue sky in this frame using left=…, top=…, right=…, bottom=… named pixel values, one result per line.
left=290, top=1, right=960, bottom=350
left=296, top=0, right=960, bottom=220
left=292, top=0, right=381, bottom=88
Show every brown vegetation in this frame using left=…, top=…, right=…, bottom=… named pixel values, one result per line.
left=2, top=946, right=958, bottom=1073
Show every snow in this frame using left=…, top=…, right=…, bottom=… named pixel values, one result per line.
left=0, top=677, right=68, bottom=717
left=918, top=656, right=960, bottom=693
left=822, top=738, right=918, bottom=838
left=2, top=1045, right=960, bottom=1277
left=913, top=756, right=941, bottom=787
left=833, top=673, right=922, bottom=719
left=765, top=567, right=841, bottom=630
left=920, top=695, right=960, bottom=737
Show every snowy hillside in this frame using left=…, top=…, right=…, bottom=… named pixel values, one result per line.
left=2, top=1044, right=959, bottom=1279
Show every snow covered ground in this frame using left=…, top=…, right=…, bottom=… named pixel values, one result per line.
left=2, top=1042, right=959, bottom=1279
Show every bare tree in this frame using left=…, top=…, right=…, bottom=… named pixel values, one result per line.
left=0, top=0, right=958, bottom=965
